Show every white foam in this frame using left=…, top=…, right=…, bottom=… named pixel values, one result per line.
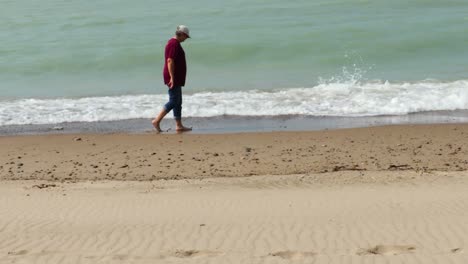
left=1, top=79, right=468, bottom=126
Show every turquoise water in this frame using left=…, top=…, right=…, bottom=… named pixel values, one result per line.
left=1, top=0, right=468, bottom=125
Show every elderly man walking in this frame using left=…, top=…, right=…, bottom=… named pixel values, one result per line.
left=152, top=25, right=192, bottom=132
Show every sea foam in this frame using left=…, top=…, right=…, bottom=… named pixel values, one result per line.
left=1, top=79, right=467, bottom=126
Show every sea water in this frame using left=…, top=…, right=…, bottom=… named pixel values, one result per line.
left=1, top=0, right=468, bottom=126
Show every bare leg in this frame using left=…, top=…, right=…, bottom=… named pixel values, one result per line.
left=175, top=119, right=192, bottom=132
left=152, top=109, right=168, bottom=132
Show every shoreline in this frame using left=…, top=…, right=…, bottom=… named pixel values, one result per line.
left=2, top=110, right=468, bottom=136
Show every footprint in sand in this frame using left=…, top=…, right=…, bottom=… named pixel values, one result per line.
left=7, top=250, right=28, bottom=256
left=357, top=245, right=416, bottom=256
left=167, top=250, right=222, bottom=259
left=268, top=251, right=315, bottom=260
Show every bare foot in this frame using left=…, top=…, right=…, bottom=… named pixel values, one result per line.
left=176, top=126, right=192, bottom=132
left=151, top=119, right=162, bottom=132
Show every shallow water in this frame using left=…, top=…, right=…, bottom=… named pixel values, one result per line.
left=1, top=0, right=468, bottom=127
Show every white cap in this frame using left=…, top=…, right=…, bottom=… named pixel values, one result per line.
left=176, top=25, right=190, bottom=38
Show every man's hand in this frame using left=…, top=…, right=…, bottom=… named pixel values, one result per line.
left=168, top=78, right=174, bottom=89
left=167, top=58, right=175, bottom=89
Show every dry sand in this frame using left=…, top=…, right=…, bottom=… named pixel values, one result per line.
left=1, top=124, right=468, bottom=263
left=1, top=172, right=468, bottom=263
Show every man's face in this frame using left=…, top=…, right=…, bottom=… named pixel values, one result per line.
left=180, top=33, right=189, bottom=42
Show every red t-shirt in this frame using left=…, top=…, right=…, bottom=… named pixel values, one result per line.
left=163, top=38, right=187, bottom=87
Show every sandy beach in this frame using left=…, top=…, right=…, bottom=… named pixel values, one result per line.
left=1, top=124, right=468, bottom=263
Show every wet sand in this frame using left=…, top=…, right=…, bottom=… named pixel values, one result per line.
left=1, top=124, right=468, bottom=181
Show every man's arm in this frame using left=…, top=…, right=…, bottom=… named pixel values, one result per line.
left=167, top=58, right=175, bottom=88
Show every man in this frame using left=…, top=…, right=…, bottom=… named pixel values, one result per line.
left=152, top=25, right=192, bottom=132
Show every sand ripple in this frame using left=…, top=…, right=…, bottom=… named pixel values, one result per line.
left=1, top=173, right=468, bottom=263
